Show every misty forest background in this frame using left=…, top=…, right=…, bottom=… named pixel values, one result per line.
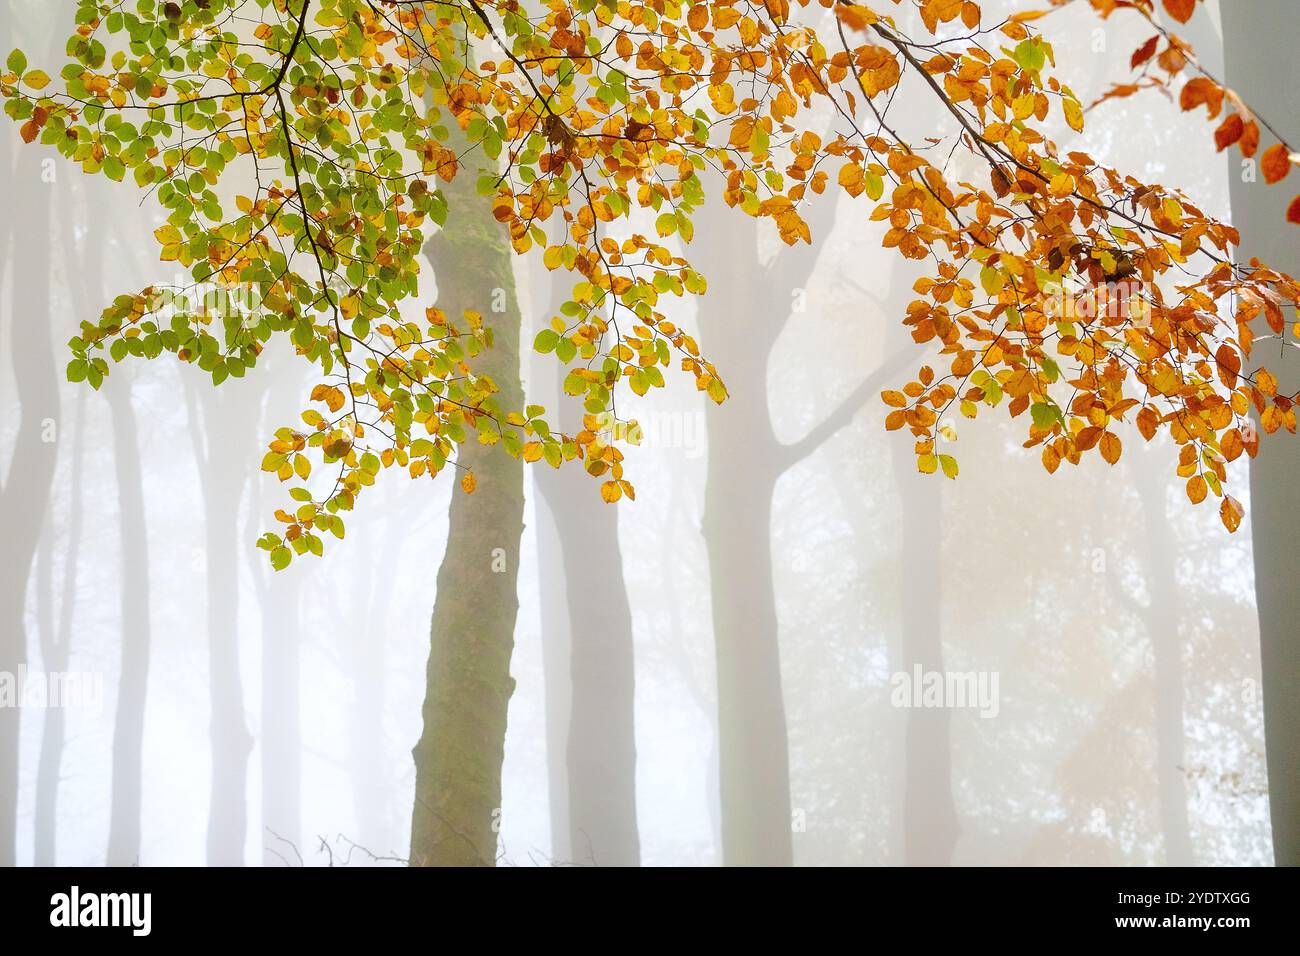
left=0, top=0, right=1289, bottom=866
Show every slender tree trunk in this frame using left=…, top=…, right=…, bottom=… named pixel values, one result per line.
left=102, top=373, right=155, bottom=866
left=34, top=391, right=84, bottom=865
left=259, top=373, right=302, bottom=863
left=532, top=491, right=573, bottom=861
left=889, top=427, right=958, bottom=865
left=195, top=385, right=257, bottom=866
left=702, top=459, right=791, bottom=865
left=260, top=566, right=300, bottom=862
left=1132, top=467, right=1193, bottom=865
left=0, top=146, right=59, bottom=866
left=697, top=215, right=793, bottom=866
left=33, top=526, right=58, bottom=865
left=533, top=261, right=640, bottom=866
left=347, top=510, right=395, bottom=853
left=409, top=125, right=525, bottom=867
left=693, top=195, right=842, bottom=865
left=1222, top=0, right=1300, bottom=866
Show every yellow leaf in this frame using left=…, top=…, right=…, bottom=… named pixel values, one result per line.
left=461, top=471, right=476, bottom=494
left=1064, top=98, right=1084, bottom=133
left=600, top=479, right=622, bottom=503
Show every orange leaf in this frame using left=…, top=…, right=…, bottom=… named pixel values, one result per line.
left=1136, top=406, right=1158, bottom=441
left=1186, top=474, right=1207, bottom=504
left=1220, top=496, right=1244, bottom=533
left=1221, top=428, right=1244, bottom=461
left=1162, top=0, right=1195, bottom=24
left=1100, top=431, right=1122, bottom=465
left=460, top=471, right=476, bottom=495
left=1262, top=143, right=1291, bottom=185
left=1215, top=344, right=1241, bottom=388
left=1239, top=120, right=1260, bottom=158
left=1179, top=77, right=1222, bottom=118
left=1288, top=194, right=1300, bottom=225
left=1214, top=113, right=1243, bottom=152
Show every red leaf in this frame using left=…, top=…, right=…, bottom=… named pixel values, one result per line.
left=1130, top=35, right=1159, bottom=70
left=1288, top=194, right=1300, bottom=226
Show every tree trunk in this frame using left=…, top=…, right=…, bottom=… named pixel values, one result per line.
left=104, top=373, right=153, bottom=866
left=1133, top=466, right=1193, bottom=865
left=698, top=215, right=793, bottom=866
left=259, top=373, right=302, bottom=864
left=409, top=131, right=525, bottom=867
left=196, top=385, right=257, bottom=866
left=532, top=490, right=573, bottom=861
left=533, top=261, right=640, bottom=866
left=260, top=565, right=300, bottom=863
left=702, top=460, right=791, bottom=865
left=1221, top=0, right=1300, bottom=866
left=0, top=145, right=59, bottom=866
left=890, top=431, right=959, bottom=865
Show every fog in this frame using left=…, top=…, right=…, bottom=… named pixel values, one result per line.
left=0, top=0, right=1275, bottom=866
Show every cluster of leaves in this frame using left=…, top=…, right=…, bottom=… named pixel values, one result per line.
left=1081, top=0, right=1300, bottom=225
left=3, top=0, right=1298, bottom=565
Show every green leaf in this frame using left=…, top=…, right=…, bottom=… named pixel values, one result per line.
left=1013, top=39, right=1045, bottom=74
left=7, top=49, right=26, bottom=75
left=1030, top=401, right=1061, bottom=430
